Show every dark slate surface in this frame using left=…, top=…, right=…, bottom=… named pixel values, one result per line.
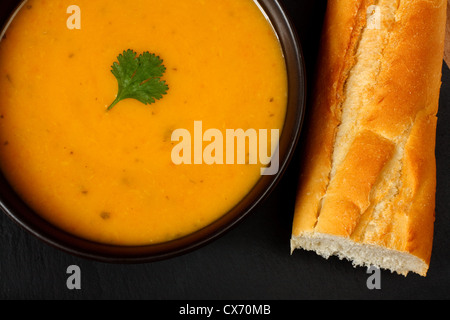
left=1, top=0, right=449, bottom=300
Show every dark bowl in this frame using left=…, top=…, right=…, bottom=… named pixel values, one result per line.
left=0, top=0, right=306, bottom=263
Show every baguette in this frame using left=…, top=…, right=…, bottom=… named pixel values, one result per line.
left=291, top=0, right=447, bottom=277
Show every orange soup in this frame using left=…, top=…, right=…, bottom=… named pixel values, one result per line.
left=0, top=0, right=287, bottom=245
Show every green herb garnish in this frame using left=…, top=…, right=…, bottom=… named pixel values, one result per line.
left=108, top=50, right=169, bottom=111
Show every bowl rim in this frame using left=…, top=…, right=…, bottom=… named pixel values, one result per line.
left=0, top=0, right=307, bottom=263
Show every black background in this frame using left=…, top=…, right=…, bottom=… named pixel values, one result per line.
left=1, top=0, right=449, bottom=300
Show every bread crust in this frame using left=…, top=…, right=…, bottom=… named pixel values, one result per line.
left=291, top=0, right=446, bottom=276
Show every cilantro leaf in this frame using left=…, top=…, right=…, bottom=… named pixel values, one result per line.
left=108, top=50, right=169, bottom=111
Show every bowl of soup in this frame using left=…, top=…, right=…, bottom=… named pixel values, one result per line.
left=0, top=0, right=305, bottom=262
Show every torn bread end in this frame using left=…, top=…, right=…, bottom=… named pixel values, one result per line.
left=291, top=233, right=429, bottom=277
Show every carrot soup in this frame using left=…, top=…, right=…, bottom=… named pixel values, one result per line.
left=0, top=0, right=287, bottom=245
